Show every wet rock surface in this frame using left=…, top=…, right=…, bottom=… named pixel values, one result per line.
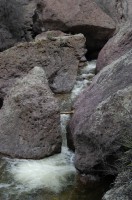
left=0, top=32, right=86, bottom=97
left=68, top=50, right=132, bottom=174
left=0, top=67, right=61, bottom=159
left=50, top=60, right=97, bottom=152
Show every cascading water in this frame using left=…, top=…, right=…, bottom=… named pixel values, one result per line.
left=0, top=117, right=76, bottom=199
left=71, top=60, right=96, bottom=101
left=0, top=113, right=75, bottom=195
left=0, top=60, right=113, bottom=200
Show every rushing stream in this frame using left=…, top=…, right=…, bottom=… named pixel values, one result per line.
left=0, top=60, right=113, bottom=200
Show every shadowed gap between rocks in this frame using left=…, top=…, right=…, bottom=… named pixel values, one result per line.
left=0, top=97, right=4, bottom=109
left=32, top=23, right=115, bottom=61
left=68, top=25, right=115, bottom=60
left=32, top=2, right=115, bottom=61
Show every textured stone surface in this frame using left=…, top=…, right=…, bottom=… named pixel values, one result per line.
left=0, top=67, right=61, bottom=159
left=0, top=24, right=16, bottom=51
left=96, top=0, right=132, bottom=72
left=96, top=23, right=132, bottom=72
left=68, top=50, right=132, bottom=174
left=103, top=170, right=132, bottom=200
left=35, top=30, right=67, bottom=41
left=95, top=0, right=132, bottom=26
left=0, top=33, right=86, bottom=97
left=0, top=0, right=36, bottom=51
left=19, top=0, right=36, bottom=34
left=33, top=0, right=115, bottom=53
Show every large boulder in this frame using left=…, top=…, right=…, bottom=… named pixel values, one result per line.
left=96, top=0, right=132, bottom=72
left=96, top=23, right=132, bottom=72
left=0, top=32, right=86, bottom=97
left=68, top=50, right=132, bottom=174
left=95, top=0, right=132, bottom=26
left=17, top=0, right=36, bottom=40
left=103, top=170, right=132, bottom=200
left=33, top=0, right=115, bottom=55
left=0, top=0, right=36, bottom=51
left=0, top=66, right=61, bottom=159
left=0, top=24, right=16, bottom=52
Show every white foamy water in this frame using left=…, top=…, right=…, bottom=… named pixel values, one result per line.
left=60, top=114, right=70, bottom=146
left=0, top=183, right=11, bottom=189
left=7, top=147, right=75, bottom=193
left=71, top=60, right=96, bottom=101
left=0, top=60, right=96, bottom=197
left=80, top=60, right=96, bottom=74
left=71, top=79, right=91, bottom=100
left=5, top=114, right=75, bottom=194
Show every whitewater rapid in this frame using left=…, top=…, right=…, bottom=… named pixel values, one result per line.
left=0, top=60, right=96, bottom=196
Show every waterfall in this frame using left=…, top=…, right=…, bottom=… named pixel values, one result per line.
left=9, top=148, right=75, bottom=193
left=71, top=60, right=96, bottom=101
left=0, top=60, right=96, bottom=197
left=4, top=114, right=75, bottom=193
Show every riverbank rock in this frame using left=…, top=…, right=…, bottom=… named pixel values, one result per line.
left=96, top=0, right=132, bottom=72
left=96, top=23, right=132, bottom=72
left=95, top=0, right=132, bottom=26
left=103, top=170, right=132, bottom=200
left=68, top=50, right=132, bottom=174
left=20, top=0, right=36, bottom=38
left=0, top=67, right=61, bottom=159
left=35, top=30, right=67, bottom=41
left=0, top=0, right=36, bottom=51
left=33, top=0, right=115, bottom=55
left=0, top=32, right=86, bottom=98
left=0, top=24, right=17, bottom=51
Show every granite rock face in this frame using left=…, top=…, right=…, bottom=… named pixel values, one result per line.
left=19, top=0, right=36, bottom=37
left=0, top=67, right=61, bottom=159
left=33, top=0, right=115, bottom=54
left=96, top=23, right=132, bottom=72
left=95, top=0, right=132, bottom=26
left=68, top=50, right=132, bottom=174
left=0, top=0, right=36, bottom=51
left=103, top=170, right=132, bottom=200
left=0, top=24, right=16, bottom=51
left=0, top=32, right=86, bottom=97
left=96, top=0, right=132, bottom=72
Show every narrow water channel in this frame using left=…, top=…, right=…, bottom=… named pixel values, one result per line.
left=0, top=61, right=113, bottom=200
